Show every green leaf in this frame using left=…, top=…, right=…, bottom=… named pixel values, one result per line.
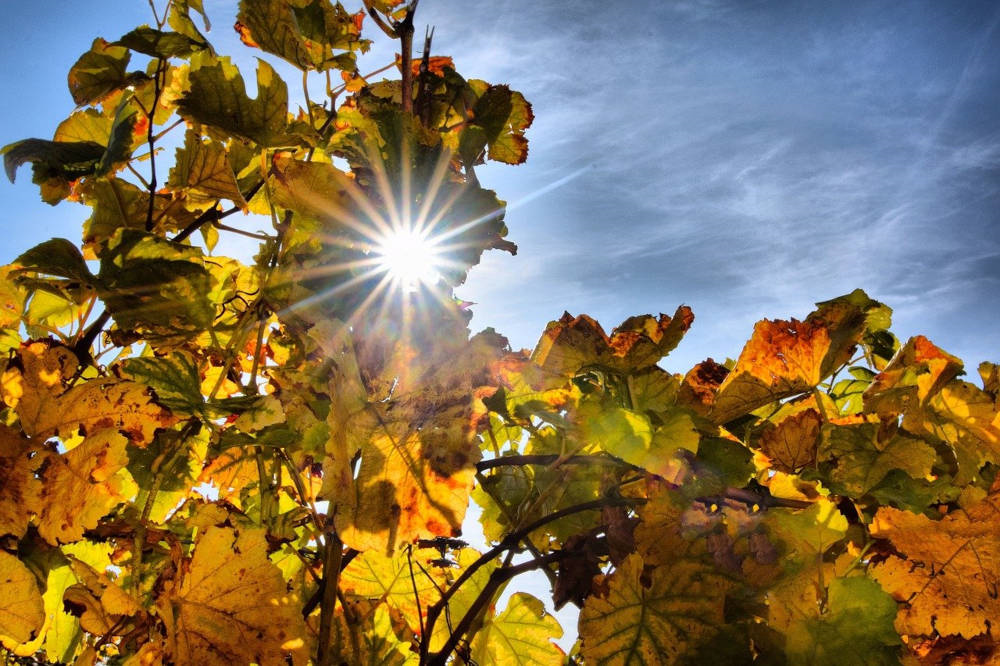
left=784, top=577, right=901, bottom=666
left=67, top=38, right=135, bottom=106
left=120, top=352, right=204, bottom=415
left=818, top=423, right=937, bottom=496
left=177, top=53, right=293, bottom=147
left=471, top=592, right=564, bottom=666
left=15, top=238, right=95, bottom=285
left=236, top=0, right=368, bottom=71
left=97, top=230, right=215, bottom=340
left=115, top=26, right=206, bottom=58
left=768, top=499, right=847, bottom=557
left=2, top=138, right=104, bottom=184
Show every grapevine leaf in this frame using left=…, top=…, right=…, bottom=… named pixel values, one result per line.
left=863, top=335, right=964, bottom=416
left=0, top=266, right=25, bottom=329
left=120, top=352, right=204, bottom=416
left=676, top=358, right=729, bottom=417
left=0, top=425, right=41, bottom=539
left=758, top=408, right=821, bottom=473
left=157, top=526, right=307, bottom=665
left=340, top=548, right=447, bottom=634
left=236, top=0, right=368, bottom=71
left=470, top=592, right=564, bottom=666
left=783, top=577, right=901, bottom=666
left=326, top=604, right=416, bottom=666
left=1, top=138, right=104, bottom=188
left=54, top=108, right=113, bottom=145
left=818, top=423, right=937, bottom=496
left=870, top=496, right=1000, bottom=639
left=33, top=430, right=134, bottom=544
left=167, top=129, right=247, bottom=207
left=579, top=554, right=731, bottom=665
left=115, top=26, right=206, bottom=58
left=177, top=53, right=293, bottom=147
left=12, top=341, right=177, bottom=443
left=335, top=430, right=476, bottom=555
left=767, top=499, right=847, bottom=558
left=97, top=230, right=216, bottom=340
left=0, top=551, right=45, bottom=650
left=711, top=318, right=831, bottom=424
left=67, top=38, right=135, bottom=106
left=15, top=238, right=95, bottom=286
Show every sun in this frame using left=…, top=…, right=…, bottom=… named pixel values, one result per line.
left=374, top=226, right=444, bottom=291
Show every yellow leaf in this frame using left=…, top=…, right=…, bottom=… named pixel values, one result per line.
left=471, top=592, right=564, bottom=666
left=158, top=526, right=307, bottom=665
left=864, top=336, right=963, bottom=415
left=0, top=551, right=45, bottom=650
left=871, top=496, right=1000, bottom=639
left=13, top=341, right=177, bottom=444
left=34, top=430, right=133, bottom=544
left=0, top=425, right=41, bottom=538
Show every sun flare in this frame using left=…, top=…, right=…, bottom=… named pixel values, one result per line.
left=374, top=227, right=443, bottom=291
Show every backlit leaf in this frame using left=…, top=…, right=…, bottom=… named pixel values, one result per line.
left=863, top=336, right=964, bottom=416
left=0, top=551, right=45, bottom=650
left=177, top=53, right=293, bottom=146
left=67, top=38, right=134, bottom=106
left=870, top=496, right=1000, bottom=639
left=470, top=592, right=564, bottom=666
left=236, top=0, right=368, bottom=71
left=34, top=429, right=134, bottom=544
left=579, top=554, right=731, bottom=665
left=157, top=526, right=307, bottom=665
left=167, top=129, right=247, bottom=207
left=115, top=26, right=206, bottom=58
left=819, top=423, right=937, bottom=496
left=0, top=425, right=40, bottom=538
left=711, top=318, right=831, bottom=424
left=758, top=408, right=821, bottom=473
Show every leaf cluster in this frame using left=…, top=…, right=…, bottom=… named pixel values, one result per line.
left=1, top=2, right=998, bottom=665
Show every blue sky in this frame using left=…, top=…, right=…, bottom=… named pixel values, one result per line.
left=2, top=0, right=998, bottom=373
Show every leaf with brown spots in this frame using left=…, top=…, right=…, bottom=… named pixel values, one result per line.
left=864, top=336, right=964, bottom=417
left=34, top=430, right=134, bottom=544
left=157, top=526, right=307, bottom=665
left=0, top=425, right=41, bottom=538
left=871, top=495, right=1000, bottom=639
left=11, top=340, right=177, bottom=444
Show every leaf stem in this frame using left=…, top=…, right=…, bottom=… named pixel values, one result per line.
left=317, top=533, right=344, bottom=666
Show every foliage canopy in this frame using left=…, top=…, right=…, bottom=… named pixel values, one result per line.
left=1, top=1, right=999, bottom=664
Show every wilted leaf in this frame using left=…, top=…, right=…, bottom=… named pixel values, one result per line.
left=158, top=526, right=306, bottom=665
left=0, top=551, right=45, bottom=650
left=871, top=496, right=1000, bottom=639
left=0, top=425, right=40, bottom=538
left=579, top=554, right=731, bottom=665
left=471, top=592, right=564, bottom=665
left=864, top=336, right=964, bottom=416
left=115, top=26, right=206, bottom=58
left=13, top=341, right=177, bottom=443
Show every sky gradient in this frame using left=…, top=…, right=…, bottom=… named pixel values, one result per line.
left=2, top=0, right=998, bottom=368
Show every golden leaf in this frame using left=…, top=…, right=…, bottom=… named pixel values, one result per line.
left=158, top=526, right=307, bottom=665
left=34, top=429, right=134, bottom=544
left=579, top=554, right=731, bottom=665
left=0, top=425, right=41, bottom=538
left=13, top=341, right=177, bottom=443
left=871, top=496, right=1000, bottom=639
left=0, top=551, right=45, bottom=649
left=864, top=336, right=963, bottom=416
left=711, top=318, right=831, bottom=424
